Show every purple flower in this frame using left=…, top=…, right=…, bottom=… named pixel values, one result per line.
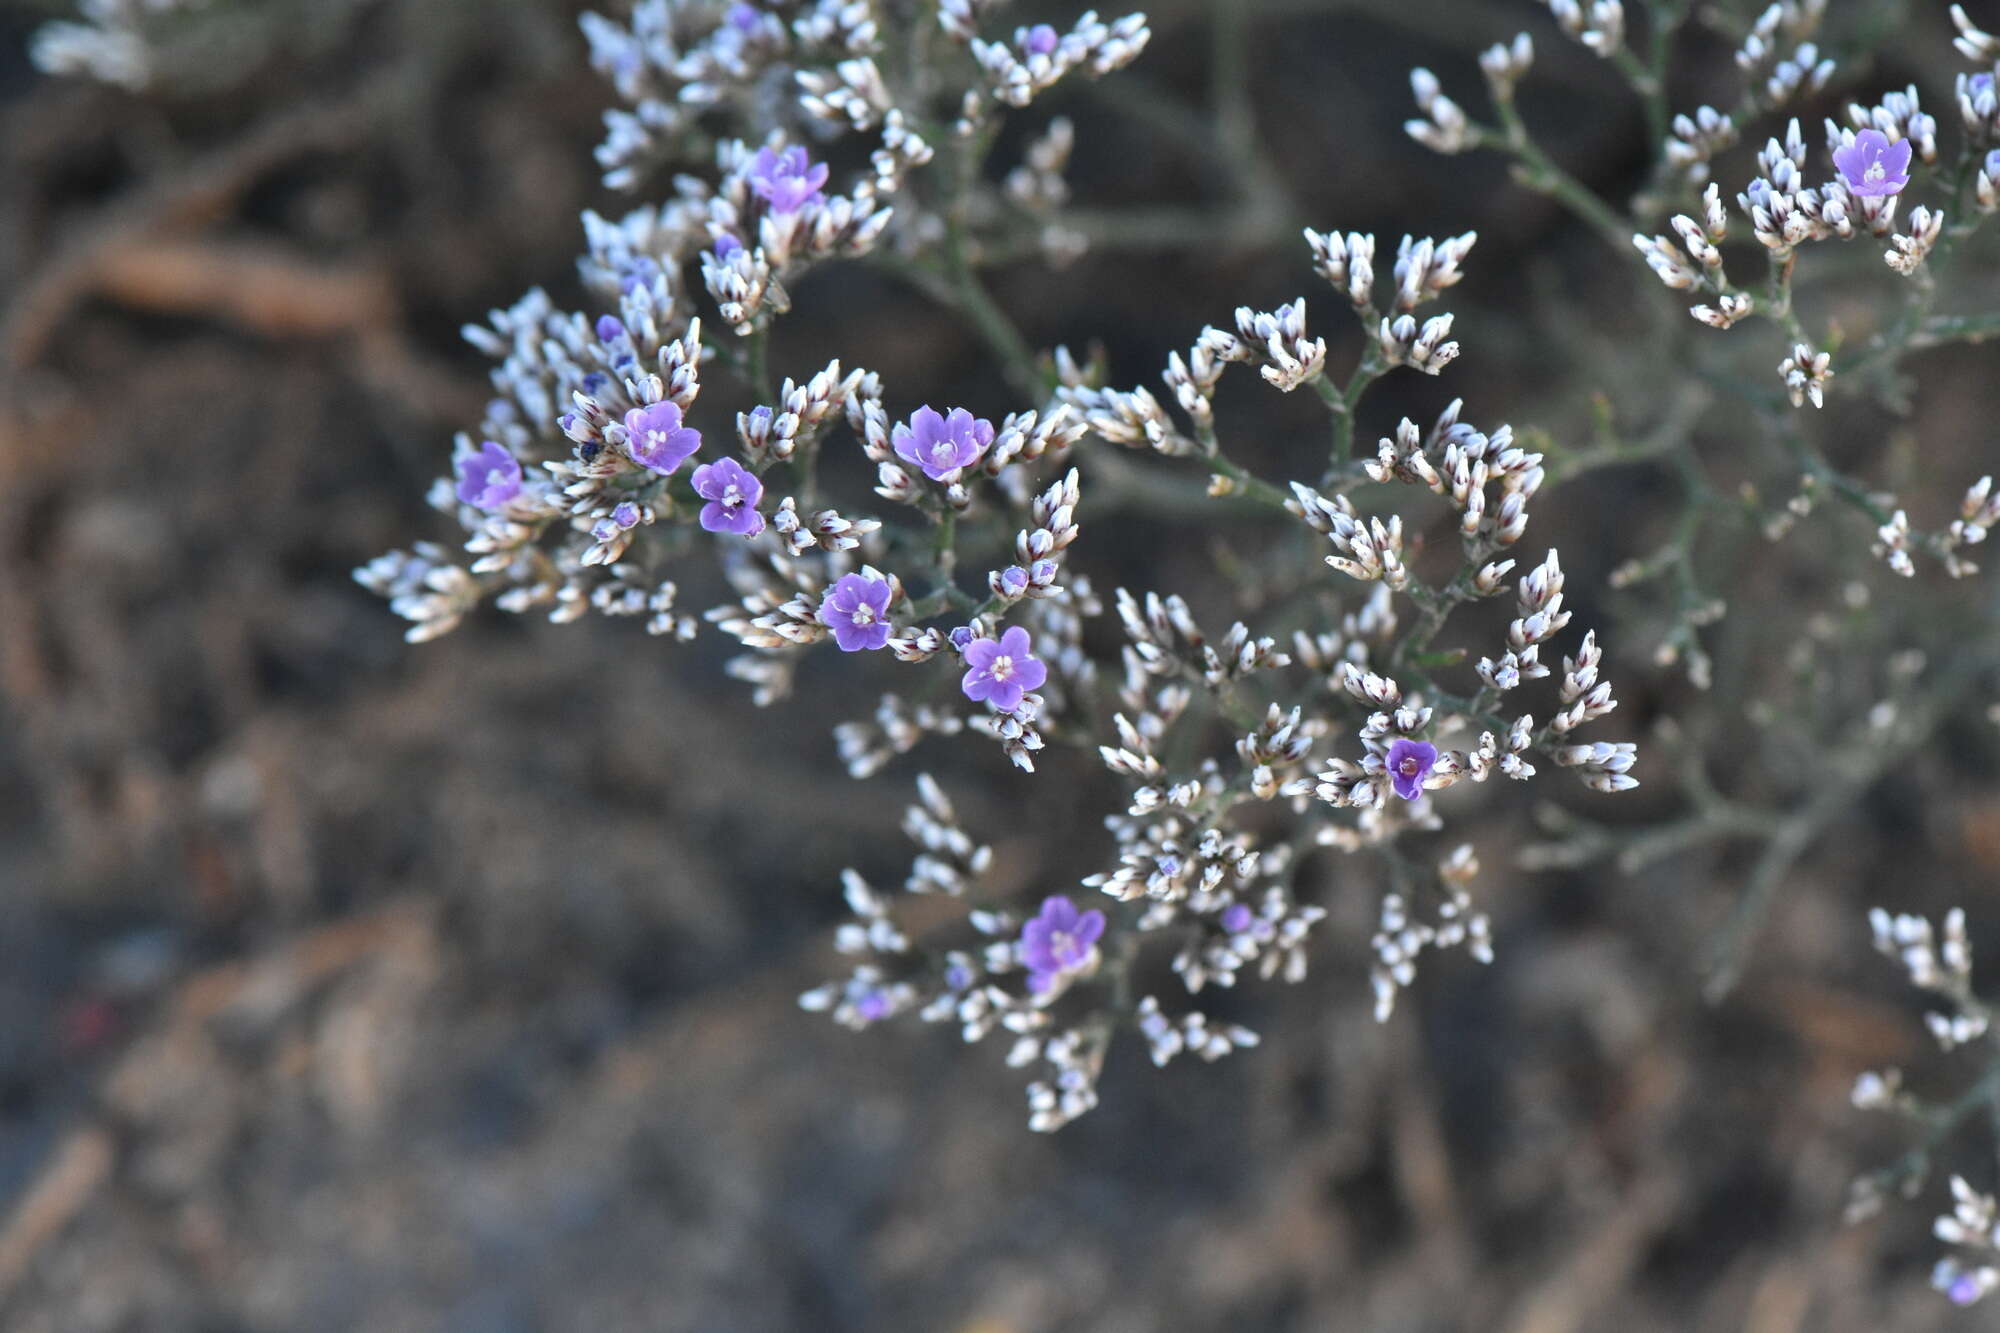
left=1021, top=23, right=1059, bottom=55
left=1221, top=904, right=1254, bottom=934
left=617, top=257, right=661, bottom=295
left=690, top=457, right=765, bottom=536
left=747, top=145, right=829, bottom=214
left=819, top=572, right=894, bottom=652
left=1385, top=737, right=1438, bottom=801
left=725, top=2, right=761, bottom=33
left=997, top=565, right=1030, bottom=598
left=1987, top=147, right=2000, bottom=177
left=711, top=232, right=744, bottom=260
left=1019, top=896, right=1105, bottom=994
left=892, top=405, right=995, bottom=481
left=595, top=314, right=626, bottom=344
left=960, top=626, right=1046, bottom=713
left=1833, top=129, right=1913, bottom=198
left=591, top=501, right=644, bottom=542
left=455, top=441, right=522, bottom=511
left=625, top=401, right=702, bottom=475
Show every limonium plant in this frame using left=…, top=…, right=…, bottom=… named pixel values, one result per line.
left=35, top=0, right=2000, bottom=1308
left=335, top=0, right=1647, bottom=1133
left=1401, top=0, right=2000, bottom=1307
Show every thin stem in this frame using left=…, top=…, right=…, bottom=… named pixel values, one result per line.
left=1206, top=450, right=1293, bottom=510
left=744, top=326, right=775, bottom=401
left=1703, top=643, right=1994, bottom=1001
left=932, top=506, right=958, bottom=595
left=1479, top=110, right=1635, bottom=257
left=1319, top=351, right=1385, bottom=481
left=1911, top=310, right=2000, bottom=351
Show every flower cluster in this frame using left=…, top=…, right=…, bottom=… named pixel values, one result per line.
left=318, top=0, right=1988, bottom=1203
left=1850, top=908, right=2000, bottom=1307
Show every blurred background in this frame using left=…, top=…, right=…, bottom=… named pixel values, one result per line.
left=2, top=0, right=1998, bottom=1328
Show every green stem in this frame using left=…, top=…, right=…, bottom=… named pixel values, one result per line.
left=744, top=327, right=775, bottom=401
left=1480, top=112, right=1634, bottom=257
left=1319, top=352, right=1385, bottom=481
left=1206, top=450, right=1292, bottom=510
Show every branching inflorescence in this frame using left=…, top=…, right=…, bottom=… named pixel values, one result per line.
left=34, top=0, right=2000, bottom=1306
left=1397, top=0, right=2000, bottom=1306
left=334, top=0, right=1654, bottom=1134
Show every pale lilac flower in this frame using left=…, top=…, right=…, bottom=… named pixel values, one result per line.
left=591, top=501, right=644, bottom=542
left=690, top=457, right=765, bottom=536
left=1988, top=147, right=2000, bottom=176
left=997, top=565, right=1030, bottom=597
left=1019, top=895, right=1105, bottom=994
left=1221, top=903, right=1255, bottom=934
left=1021, top=23, right=1059, bottom=55
left=892, top=405, right=995, bottom=481
left=725, top=2, right=761, bottom=34
left=819, top=572, right=894, bottom=651
left=1834, top=129, right=1913, bottom=197
left=1385, top=737, right=1438, bottom=801
left=747, top=145, right=828, bottom=214
left=455, top=441, right=522, bottom=511
left=618, top=256, right=661, bottom=295
left=712, top=232, right=744, bottom=260
left=1935, top=1257, right=1996, bottom=1307
left=961, top=626, right=1046, bottom=712
left=625, top=401, right=702, bottom=475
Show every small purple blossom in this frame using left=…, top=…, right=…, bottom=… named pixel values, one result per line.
left=1019, top=896, right=1105, bottom=994
left=947, top=624, right=975, bottom=652
left=997, top=565, right=1030, bottom=597
left=690, top=457, right=766, bottom=536
left=1385, top=737, right=1438, bottom=801
left=625, top=401, right=702, bottom=475
left=618, top=256, right=661, bottom=295
left=892, top=405, right=995, bottom=481
left=591, top=501, right=644, bottom=542
left=961, top=626, right=1047, bottom=713
left=747, top=145, right=829, bottom=214
left=1987, top=147, right=2000, bottom=178
left=711, top=231, right=744, bottom=260
left=819, top=573, right=894, bottom=652
left=455, top=441, right=522, bottom=512
left=1021, top=23, right=1059, bottom=55
left=724, top=2, right=761, bottom=33
left=1833, top=129, right=1912, bottom=198
left=595, top=314, right=626, bottom=343
left=1221, top=904, right=1255, bottom=935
